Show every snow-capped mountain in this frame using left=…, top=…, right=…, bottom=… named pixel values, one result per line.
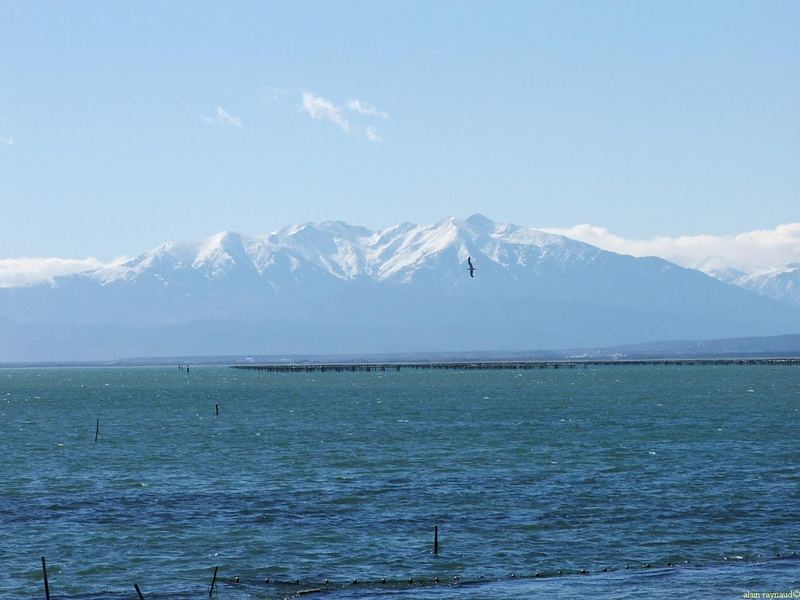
left=730, top=263, right=800, bottom=308
left=691, top=259, right=800, bottom=308
left=690, top=257, right=748, bottom=284
left=86, top=214, right=581, bottom=286
left=1, top=215, right=799, bottom=361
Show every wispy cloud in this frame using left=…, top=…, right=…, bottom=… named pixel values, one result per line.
left=542, top=223, right=800, bottom=274
left=0, top=257, right=109, bottom=288
left=301, top=92, right=388, bottom=142
left=301, top=92, right=350, bottom=132
left=0, top=133, right=13, bottom=146
left=216, top=106, right=243, bottom=128
left=201, top=106, right=244, bottom=128
left=346, top=99, right=389, bottom=120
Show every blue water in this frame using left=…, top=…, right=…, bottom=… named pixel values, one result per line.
left=1, top=366, right=798, bottom=599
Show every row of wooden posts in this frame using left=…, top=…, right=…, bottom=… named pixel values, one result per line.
left=91, top=403, right=220, bottom=445
left=39, top=528, right=439, bottom=598
left=41, top=557, right=143, bottom=600
left=232, top=357, right=800, bottom=374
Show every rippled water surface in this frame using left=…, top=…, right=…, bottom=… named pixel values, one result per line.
left=1, top=365, right=799, bottom=599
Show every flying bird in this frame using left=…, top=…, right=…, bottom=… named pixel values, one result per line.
left=467, top=256, right=476, bottom=278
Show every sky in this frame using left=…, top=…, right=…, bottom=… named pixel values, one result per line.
left=0, top=1, right=798, bottom=261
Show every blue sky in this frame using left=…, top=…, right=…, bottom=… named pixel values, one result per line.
left=0, top=1, right=798, bottom=259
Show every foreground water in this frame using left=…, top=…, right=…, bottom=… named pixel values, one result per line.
left=1, top=365, right=798, bottom=599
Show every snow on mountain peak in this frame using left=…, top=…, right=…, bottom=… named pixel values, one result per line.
left=19, top=217, right=621, bottom=289
left=731, top=262, right=800, bottom=307
left=192, top=231, right=254, bottom=277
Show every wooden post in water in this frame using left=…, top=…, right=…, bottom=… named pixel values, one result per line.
left=215, top=403, right=219, bottom=416
left=41, top=557, right=51, bottom=600
left=208, top=566, right=218, bottom=598
left=94, top=419, right=99, bottom=443
left=134, top=583, right=145, bottom=599
left=434, top=525, right=439, bottom=554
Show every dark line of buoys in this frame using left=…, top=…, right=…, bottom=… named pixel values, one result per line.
left=31, top=551, right=800, bottom=597
left=246, top=554, right=799, bottom=588
left=231, top=357, right=800, bottom=373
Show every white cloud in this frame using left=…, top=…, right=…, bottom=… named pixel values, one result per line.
left=346, top=99, right=389, bottom=120
left=542, top=223, right=800, bottom=274
left=215, top=106, right=243, bottom=128
left=301, top=92, right=350, bottom=132
left=201, top=106, right=244, bottom=128
left=364, top=127, right=381, bottom=143
left=0, top=133, right=13, bottom=146
left=0, top=257, right=110, bottom=288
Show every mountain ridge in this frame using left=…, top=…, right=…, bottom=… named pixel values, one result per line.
left=77, top=214, right=580, bottom=287
left=1, top=215, right=798, bottom=361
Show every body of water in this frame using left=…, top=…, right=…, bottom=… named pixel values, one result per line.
left=1, top=365, right=798, bottom=598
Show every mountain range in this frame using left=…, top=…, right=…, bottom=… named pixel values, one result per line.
left=1, top=214, right=799, bottom=361
left=716, top=264, right=800, bottom=308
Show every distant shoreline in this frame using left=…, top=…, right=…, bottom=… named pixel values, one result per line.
left=4, top=355, right=800, bottom=370
left=3, top=333, right=800, bottom=368
left=232, top=357, right=800, bottom=372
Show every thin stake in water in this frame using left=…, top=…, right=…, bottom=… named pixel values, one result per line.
left=434, top=525, right=439, bottom=554
left=134, top=583, right=145, bottom=599
left=208, top=566, right=218, bottom=598
left=215, top=403, right=219, bottom=416
left=41, top=556, right=50, bottom=600
left=95, top=419, right=99, bottom=443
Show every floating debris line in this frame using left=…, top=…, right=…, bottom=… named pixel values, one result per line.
left=32, top=552, right=800, bottom=598
left=212, top=552, right=800, bottom=595
left=231, top=357, right=800, bottom=373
